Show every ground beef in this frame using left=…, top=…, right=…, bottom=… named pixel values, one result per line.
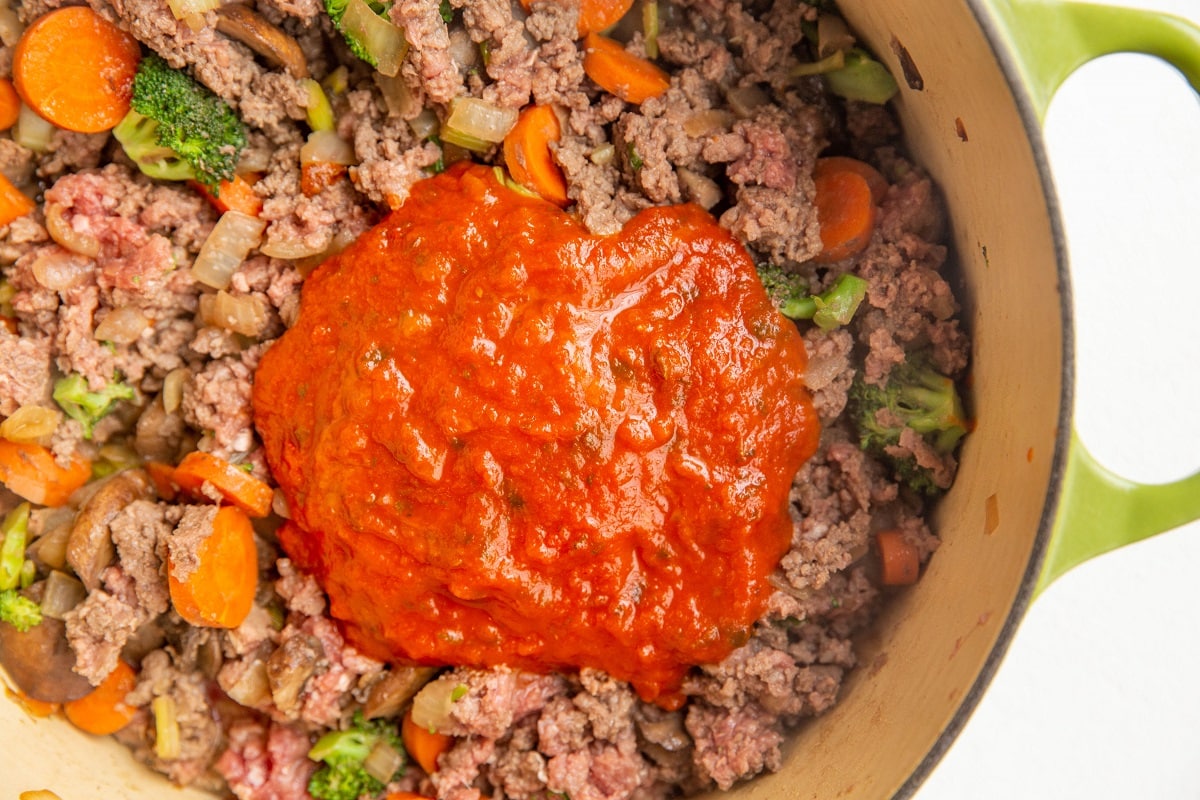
left=216, top=717, right=317, bottom=800
left=0, top=329, right=52, bottom=415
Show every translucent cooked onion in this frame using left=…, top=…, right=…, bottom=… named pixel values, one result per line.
left=299, top=129, right=356, bottom=167
left=682, top=109, right=734, bottom=138
left=94, top=306, right=150, bottom=344
left=0, top=3, right=23, bottom=47
left=407, top=108, right=439, bottom=141
left=200, top=290, right=268, bottom=337
left=223, top=659, right=271, bottom=707
left=411, top=674, right=468, bottom=732
left=30, top=248, right=91, bottom=291
left=342, top=0, right=408, bottom=77
left=162, top=367, right=189, bottom=415
left=725, top=84, right=770, bottom=118
left=0, top=405, right=61, bottom=445
left=441, top=97, right=518, bottom=152
left=375, top=72, right=421, bottom=119
left=39, top=569, right=86, bottom=620
left=363, top=740, right=404, bottom=784
left=259, top=234, right=328, bottom=260
left=44, top=202, right=100, bottom=257
left=192, top=210, right=267, bottom=290
left=153, top=695, right=182, bottom=760
left=165, top=0, right=219, bottom=31
left=677, top=167, right=721, bottom=210
left=13, top=103, right=54, bottom=153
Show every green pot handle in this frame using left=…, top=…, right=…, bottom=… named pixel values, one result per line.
left=985, top=0, right=1200, bottom=122
left=982, top=0, right=1200, bottom=594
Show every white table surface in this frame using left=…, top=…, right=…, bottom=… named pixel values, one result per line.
left=917, top=1, right=1200, bottom=798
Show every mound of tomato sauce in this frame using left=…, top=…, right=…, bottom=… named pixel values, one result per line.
left=252, top=163, right=820, bottom=705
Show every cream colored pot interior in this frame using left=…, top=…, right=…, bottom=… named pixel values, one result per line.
left=1, top=0, right=1067, bottom=797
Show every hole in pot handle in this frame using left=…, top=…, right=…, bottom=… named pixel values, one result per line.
left=986, top=0, right=1200, bottom=122
left=987, top=0, right=1200, bottom=594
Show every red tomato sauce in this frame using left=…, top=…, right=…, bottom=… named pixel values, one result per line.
left=253, top=163, right=820, bottom=705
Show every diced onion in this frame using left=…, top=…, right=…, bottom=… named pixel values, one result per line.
left=153, top=695, right=182, bottom=760
left=589, top=143, right=615, bottom=166
left=39, top=569, right=86, bottom=620
left=259, top=233, right=329, bottom=260
left=162, top=367, right=189, bottom=415
left=200, top=290, right=268, bottom=337
left=724, top=84, right=770, bottom=118
left=224, top=659, right=272, bottom=707
left=13, top=103, right=54, bottom=153
left=0, top=405, right=61, bottom=445
left=299, top=130, right=357, bottom=167
left=364, top=740, right=404, bottom=784
left=94, top=306, right=150, bottom=345
left=375, top=72, right=421, bottom=119
left=44, top=202, right=100, bottom=257
left=165, top=0, right=220, bottom=30
left=407, top=108, right=439, bottom=141
left=342, top=0, right=408, bottom=77
left=411, top=675, right=467, bottom=732
left=682, top=109, right=734, bottom=138
left=677, top=167, right=721, bottom=210
left=441, top=97, right=518, bottom=152
left=0, top=4, right=24, bottom=47
left=192, top=210, right=267, bottom=290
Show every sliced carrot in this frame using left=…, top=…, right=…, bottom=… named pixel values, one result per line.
left=145, top=460, right=179, bottom=501
left=12, top=6, right=142, bottom=134
left=190, top=174, right=264, bottom=217
left=402, top=707, right=454, bottom=775
left=503, top=104, right=569, bottom=207
left=0, top=440, right=91, bottom=507
left=518, top=0, right=634, bottom=36
left=9, top=687, right=59, bottom=718
left=0, top=171, right=35, bottom=228
left=167, top=504, right=258, bottom=628
left=63, top=660, right=138, bottom=735
left=0, top=78, right=21, bottom=132
left=814, top=156, right=888, bottom=205
left=875, top=529, right=920, bottom=586
left=300, top=162, right=348, bottom=198
left=811, top=166, right=877, bottom=264
left=582, top=33, right=669, bottom=105
left=173, top=451, right=274, bottom=518
left=386, top=793, right=434, bottom=800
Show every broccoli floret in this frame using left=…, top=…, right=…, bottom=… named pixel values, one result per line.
left=756, top=265, right=868, bottom=329
left=308, top=711, right=406, bottom=800
left=850, top=356, right=968, bottom=495
left=0, top=590, right=42, bottom=632
left=112, top=54, right=246, bottom=191
left=52, top=373, right=135, bottom=439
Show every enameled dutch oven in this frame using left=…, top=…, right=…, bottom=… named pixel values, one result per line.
left=4, top=1, right=1200, bottom=797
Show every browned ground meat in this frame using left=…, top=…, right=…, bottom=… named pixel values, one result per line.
left=0, top=0, right=971, bottom=798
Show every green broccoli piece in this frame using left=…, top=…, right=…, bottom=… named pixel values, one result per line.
left=0, top=590, right=42, bottom=633
left=0, top=505, right=40, bottom=633
left=52, top=373, right=135, bottom=440
left=849, top=356, right=968, bottom=495
left=308, top=711, right=406, bottom=800
left=756, top=266, right=868, bottom=329
left=112, top=55, right=246, bottom=191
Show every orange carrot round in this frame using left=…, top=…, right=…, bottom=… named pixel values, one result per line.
left=0, top=78, right=22, bottom=131
left=875, top=529, right=920, bottom=586
left=0, top=171, right=35, bottom=228
left=12, top=6, right=142, bottom=133
left=811, top=167, right=877, bottom=263
left=517, top=0, right=634, bottom=37
left=0, top=440, right=91, bottom=507
left=504, top=104, right=569, bottom=207
left=402, top=707, right=454, bottom=775
left=167, top=505, right=259, bottom=628
left=582, top=33, right=669, bottom=105
left=173, top=451, right=274, bottom=518
left=814, top=156, right=888, bottom=204
left=63, top=660, right=138, bottom=735
left=191, top=174, right=265, bottom=217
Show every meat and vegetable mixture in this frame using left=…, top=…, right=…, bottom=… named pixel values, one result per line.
left=0, top=0, right=970, bottom=798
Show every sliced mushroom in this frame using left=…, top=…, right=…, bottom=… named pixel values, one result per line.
left=266, top=634, right=323, bottom=715
left=0, top=615, right=93, bottom=702
left=363, top=665, right=438, bottom=719
left=66, top=469, right=153, bottom=591
left=215, top=5, right=309, bottom=79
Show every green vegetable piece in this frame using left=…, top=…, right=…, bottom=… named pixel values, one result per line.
left=0, top=503, right=30, bottom=592
left=438, top=0, right=452, bottom=23
left=308, top=711, right=406, bottom=800
left=810, top=274, right=868, bottom=330
left=324, top=0, right=405, bottom=73
left=824, top=48, right=899, bottom=104
left=53, top=373, right=136, bottom=440
left=850, top=355, right=968, bottom=495
left=0, top=589, right=42, bottom=633
left=113, top=55, right=247, bottom=191
left=303, top=78, right=336, bottom=133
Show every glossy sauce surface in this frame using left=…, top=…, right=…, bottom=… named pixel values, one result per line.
left=253, top=164, right=819, bottom=704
